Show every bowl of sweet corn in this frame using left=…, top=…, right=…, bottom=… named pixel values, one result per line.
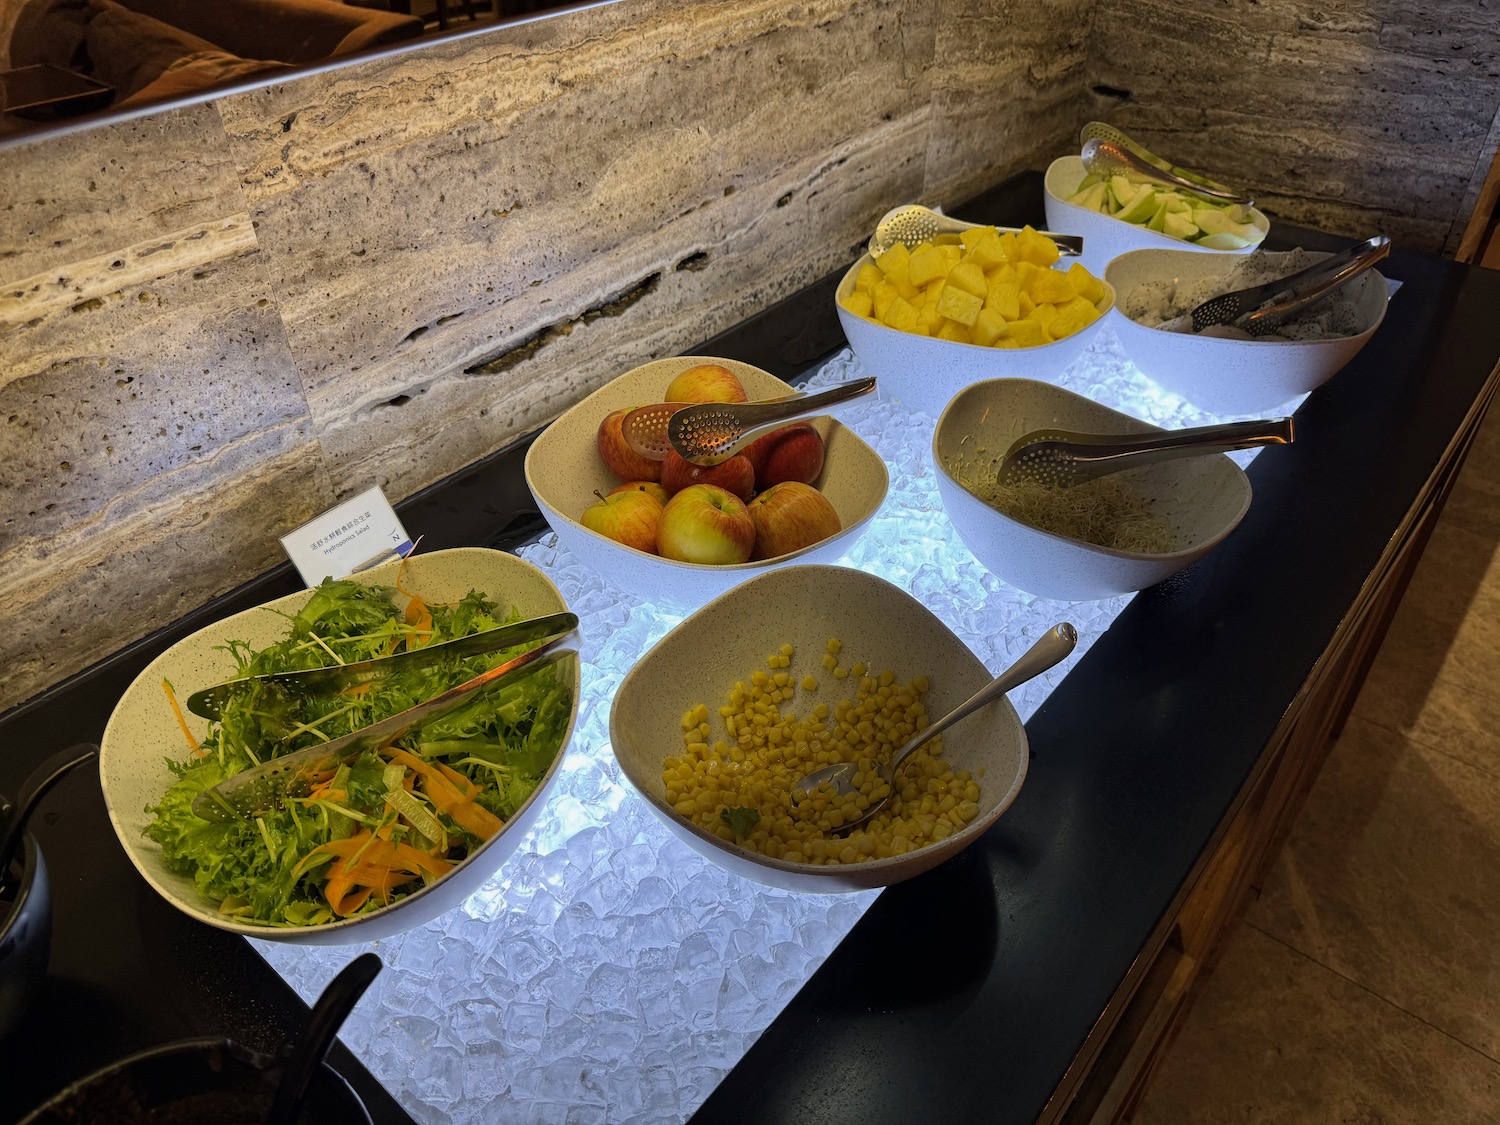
left=608, top=564, right=1030, bottom=893
left=834, top=224, right=1115, bottom=419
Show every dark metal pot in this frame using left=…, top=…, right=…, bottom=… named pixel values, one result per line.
left=0, top=834, right=51, bottom=1041
left=16, top=1036, right=374, bottom=1124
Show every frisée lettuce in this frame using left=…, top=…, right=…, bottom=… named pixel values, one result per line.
left=144, top=577, right=573, bottom=927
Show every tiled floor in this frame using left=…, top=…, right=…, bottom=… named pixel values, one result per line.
left=1131, top=404, right=1500, bottom=1122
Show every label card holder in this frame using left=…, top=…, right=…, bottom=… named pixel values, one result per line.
left=281, top=485, right=414, bottom=587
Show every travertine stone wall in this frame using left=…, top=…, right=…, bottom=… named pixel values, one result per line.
left=1086, top=0, right=1500, bottom=253
left=0, top=0, right=1086, bottom=710
left=1, top=0, right=1497, bottom=713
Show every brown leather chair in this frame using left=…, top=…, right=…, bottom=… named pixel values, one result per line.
left=111, top=0, right=425, bottom=63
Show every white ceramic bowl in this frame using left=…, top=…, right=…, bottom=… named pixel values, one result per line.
left=524, top=356, right=888, bottom=610
left=1043, top=156, right=1270, bottom=277
left=933, top=379, right=1253, bottom=601
left=608, top=564, right=1030, bottom=893
left=835, top=255, right=1115, bottom=419
left=1104, top=247, right=1390, bottom=415
left=100, top=547, right=580, bottom=945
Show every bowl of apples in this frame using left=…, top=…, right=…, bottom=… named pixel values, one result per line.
left=523, top=356, right=889, bottom=609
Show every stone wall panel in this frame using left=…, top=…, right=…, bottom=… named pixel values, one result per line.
left=0, top=0, right=1497, bottom=712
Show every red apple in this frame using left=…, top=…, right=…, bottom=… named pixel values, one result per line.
left=597, top=407, right=663, bottom=483
left=664, top=363, right=748, bottom=404
left=580, top=488, right=663, bottom=554
left=747, top=481, right=842, bottom=560
left=657, top=484, right=756, bottom=564
left=659, top=450, right=756, bottom=502
left=742, top=423, right=825, bottom=489
left=609, top=480, right=670, bottom=507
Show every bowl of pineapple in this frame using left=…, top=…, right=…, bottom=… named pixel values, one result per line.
left=835, top=223, right=1115, bottom=419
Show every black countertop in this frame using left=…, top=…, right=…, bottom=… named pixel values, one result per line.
left=3, top=173, right=1498, bottom=1124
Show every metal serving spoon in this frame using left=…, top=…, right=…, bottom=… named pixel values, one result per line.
left=1079, top=121, right=1253, bottom=206
left=868, top=204, right=1084, bottom=259
left=791, top=623, right=1077, bottom=836
left=1164, top=235, right=1392, bottom=336
left=620, top=377, right=876, bottom=465
left=995, top=418, right=1294, bottom=489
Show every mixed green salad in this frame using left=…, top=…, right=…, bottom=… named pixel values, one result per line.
left=146, top=576, right=574, bottom=927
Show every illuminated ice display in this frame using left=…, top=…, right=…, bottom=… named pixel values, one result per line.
left=252, top=327, right=1300, bottom=1122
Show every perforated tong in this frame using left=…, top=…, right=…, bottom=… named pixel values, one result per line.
left=1183, top=235, right=1391, bottom=335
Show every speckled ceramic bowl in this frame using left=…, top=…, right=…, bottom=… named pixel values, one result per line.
left=99, top=548, right=579, bottom=946
left=1043, top=156, right=1270, bottom=277
left=524, top=356, right=888, bottom=610
left=1104, top=247, right=1389, bottom=415
left=608, top=564, right=1029, bottom=893
left=933, top=379, right=1253, bottom=601
left=834, top=254, right=1115, bottom=419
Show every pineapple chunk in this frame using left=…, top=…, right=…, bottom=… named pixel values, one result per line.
left=946, top=261, right=988, bottom=299
left=872, top=280, right=900, bottom=321
left=875, top=242, right=912, bottom=278
left=935, top=282, right=983, bottom=327
left=1048, top=295, right=1103, bottom=340
left=962, top=229, right=1008, bottom=270
left=936, top=320, right=972, bottom=344
left=985, top=261, right=1018, bottom=287
left=972, top=307, right=1010, bottom=347
left=958, top=225, right=993, bottom=250
left=1032, top=302, right=1060, bottom=336
left=1015, top=226, right=1060, bottom=268
left=854, top=262, right=883, bottom=295
left=1027, top=267, right=1076, bottom=305
left=1017, top=290, right=1037, bottom=319
left=1066, top=262, right=1107, bottom=305
left=908, top=245, right=949, bottom=288
left=1007, top=317, right=1049, bottom=348
left=884, top=296, right=923, bottom=335
left=985, top=278, right=1021, bottom=321
left=843, top=290, right=874, bottom=319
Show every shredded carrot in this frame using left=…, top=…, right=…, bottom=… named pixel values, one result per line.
left=294, top=827, right=455, bottom=916
left=385, top=748, right=504, bottom=840
left=341, top=682, right=374, bottom=699
left=162, top=679, right=204, bottom=756
left=405, top=595, right=434, bottom=648
left=393, top=537, right=459, bottom=614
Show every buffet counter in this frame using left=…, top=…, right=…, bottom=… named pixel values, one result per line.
left=2, top=172, right=1498, bottom=1125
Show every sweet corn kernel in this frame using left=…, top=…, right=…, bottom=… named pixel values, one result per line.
left=664, top=644, right=982, bottom=867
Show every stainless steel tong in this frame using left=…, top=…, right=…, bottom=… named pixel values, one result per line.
left=663, top=377, right=877, bottom=465
left=1186, top=235, right=1391, bottom=335
left=997, top=417, right=1295, bottom=489
left=1079, top=122, right=1254, bottom=206
left=191, top=633, right=576, bottom=821
left=186, top=611, right=579, bottom=720
left=868, top=204, right=1084, bottom=259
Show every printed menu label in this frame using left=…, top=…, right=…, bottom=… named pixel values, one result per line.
left=280, top=485, right=413, bottom=587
